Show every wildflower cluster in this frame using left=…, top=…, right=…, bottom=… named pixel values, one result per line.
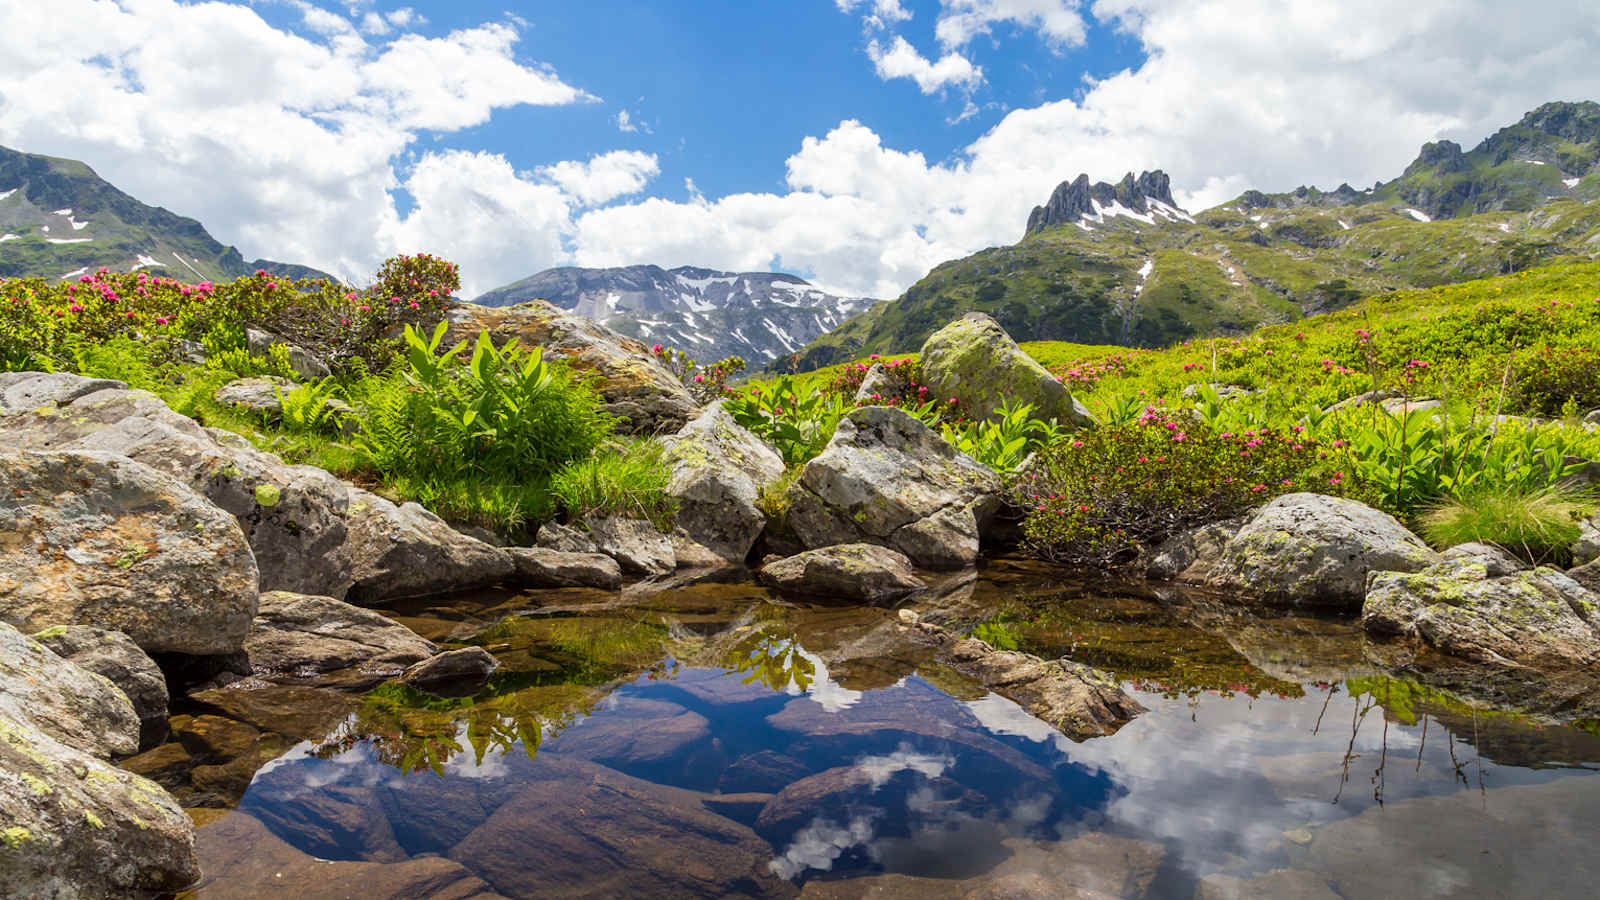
left=1049, top=352, right=1140, bottom=390
left=1017, top=413, right=1349, bottom=567
left=650, top=344, right=746, bottom=404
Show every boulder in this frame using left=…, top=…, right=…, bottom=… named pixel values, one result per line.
left=508, top=547, right=622, bottom=590
left=214, top=375, right=296, bottom=417
left=661, top=401, right=785, bottom=562
left=399, top=647, right=500, bottom=698
left=1569, top=557, right=1600, bottom=594
left=443, top=301, right=698, bottom=434
left=32, top=625, right=169, bottom=731
left=584, top=515, right=676, bottom=576
left=0, top=449, right=259, bottom=655
left=536, top=521, right=600, bottom=553
left=344, top=489, right=517, bottom=605
left=852, top=363, right=897, bottom=403
left=246, top=326, right=331, bottom=379
left=918, top=312, right=1094, bottom=428
left=758, top=544, right=926, bottom=602
left=0, top=622, right=195, bottom=896
left=1363, top=559, right=1600, bottom=671
left=1572, top=515, right=1600, bottom=566
left=1323, top=389, right=1402, bottom=412
left=0, top=622, right=140, bottom=759
left=1441, top=542, right=1528, bottom=576
left=243, top=591, right=436, bottom=679
left=1145, top=519, right=1241, bottom=581
left=1181, top=493, right=1439, bottom=609
left=786, top=406, right=1002, bottom=569
left=0, top=375, right=355, bottom=598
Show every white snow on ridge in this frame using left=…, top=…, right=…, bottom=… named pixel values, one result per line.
left=1498, top=223, right=1511, bottom=233
left=0, top=233, right=18, bottom=242
left=46, top=237, right=91, bottom=244
left=1403, top=208, right=1432, bottom=223
left=0, top=189, right=15, bottom=201
left=1134, top=258, right=1154, bottom=298
left=171, top=252, right=204, bottom=278
left=1338, top=220, right=1352, bottom=230
left=52, top=208, right=71, bottom=216
left=132, top=254, right=162, bottom=271
left=1565, top=177, right=1581, bottom=188
left=60, top=267, right=88, bottom=280
left=1148, top=200, right=1194, bottom=223
left=68, top=216, right=88, bottom=231
left=1527, top=160, right=1547, bottom=166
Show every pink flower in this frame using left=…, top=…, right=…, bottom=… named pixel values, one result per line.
left=652, top=344, right=664, bottom=354
left=154, top=316, right=169, bottom=325
left=68, top=304, right=84, bottom=313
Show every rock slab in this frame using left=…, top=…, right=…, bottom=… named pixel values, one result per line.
left=759, top=543, right=927, bottom=602
left=662, top=401, right=785, bottom=562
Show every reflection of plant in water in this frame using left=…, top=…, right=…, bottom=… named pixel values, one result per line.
left=967, top=607, right=1304, bottom=701
left=721, top=630, right=816, bottom=694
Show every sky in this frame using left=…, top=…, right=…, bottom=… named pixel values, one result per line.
left=2, top=1, right=1600, bottom=300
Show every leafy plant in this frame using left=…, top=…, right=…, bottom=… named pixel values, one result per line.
left=726, top=374, right=852, bottom=467
left=649, top=344, right=746, bottom=404
left=1420, top=484, right=1590, bottom=565
left=940, top=399, right=1061, bottom=472
left=275, top=377, right=347, bottom=435
left=550, top=440, right=676, bottom=530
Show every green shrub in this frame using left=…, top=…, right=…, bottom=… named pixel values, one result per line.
left=354, top=322, right=614, bottom=487
left=1018, top=412, right=1350, bottom=567
left=276, top=378, right=348, bottom=435
left=550, top=440, right=676, bottom=530
left=1512, top=344, right=1600, bottom=417
left=1420, top=485, right=1590, bottom=565
left=725, top=375, right=852, bottom=467
left=940, top=399, right=1062, bottom=473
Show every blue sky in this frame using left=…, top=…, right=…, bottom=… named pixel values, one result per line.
left=3, top=1, right=1599, bottom=298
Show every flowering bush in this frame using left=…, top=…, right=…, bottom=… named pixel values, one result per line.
left=1017, top=412, right=1350, bottom=567
left=1511, top=344, right=1600, bottom=417
left=650, top=344, right=746, bottom=404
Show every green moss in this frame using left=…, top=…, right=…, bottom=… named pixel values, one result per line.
left=1, top=826, right=30, bottom=848
left=83, top=811, right=105, bottom=830
left=30, top=625, right=70, bottom=641
left=254, top=483, right=282, bottom=507
left=21, top=773, right=51, bottom=796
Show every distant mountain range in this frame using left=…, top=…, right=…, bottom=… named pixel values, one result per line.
left=784, top=100, right=1600, bottom=371
left=472, top=265, right=880, bottom=364
left=0, top=145, right=334, bottom=283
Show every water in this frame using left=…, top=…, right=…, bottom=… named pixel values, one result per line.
left=158, top=562, right=1600, bottom=899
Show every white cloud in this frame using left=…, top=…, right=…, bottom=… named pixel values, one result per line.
left=539, top=151, right=661, bottom=206
left=867, top=36, right=984, bottom=93
left=615, top=108, right=652, bottom=134
left=576, top=0, right=1600, bottom=299
left=935, top=0, right=1090, bottom=48
left=836, top=0, right=914, bottom=24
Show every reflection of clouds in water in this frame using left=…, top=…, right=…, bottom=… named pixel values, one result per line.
left=857, top=745, right=953, bottom=788
left=251, top=714, right=396, bottom=798
left=965, top=693, right=1073, bottom=752
left=792, top=649, right=864, bottom=712
left=442, top=721, right=512, bottom=781
left=769, top=815, right=878, bottom=879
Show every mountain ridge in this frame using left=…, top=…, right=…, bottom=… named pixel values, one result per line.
left=472, top=263, right=880, bottom=364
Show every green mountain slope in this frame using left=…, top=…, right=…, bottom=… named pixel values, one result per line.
left=0, top=145, right=337, bottom=283
left=783, top=101, right=1600, bottom=371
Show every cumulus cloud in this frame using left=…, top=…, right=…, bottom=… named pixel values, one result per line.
left=934, top=0, right=1090, bottom=48
left=539, top=151, right=661, bottom=206
left=867, top=36, right=984, bottom=93
left=836, top=0, right=914, bottom=25
left=0, top=0, right=594, bottom=293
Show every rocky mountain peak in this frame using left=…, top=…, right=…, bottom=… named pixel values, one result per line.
left=1024, top=169, right=1185, bottom=236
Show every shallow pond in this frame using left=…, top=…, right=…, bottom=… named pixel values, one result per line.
left=160, top=562, right=1600, bottom=899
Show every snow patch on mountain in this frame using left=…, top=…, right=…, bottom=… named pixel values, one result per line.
left=1565, top=177, right=1581, bottom=188
left=1403, top=208, right=1432, bottom=223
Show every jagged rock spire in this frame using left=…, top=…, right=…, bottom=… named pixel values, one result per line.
left=1025, top=170, right=1181, bottom=235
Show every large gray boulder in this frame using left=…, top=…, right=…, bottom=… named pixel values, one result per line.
left=918, top=312, right=1094, bottom=427
left=508, top=547, right=622, bottom=590
left=343, top=490, right=517, bottom=605
left=1181, top=493, right=1439, bottom=609
left=785, top=406, right=1002, bottom=569
left=1363, top=559, right=1600, bottom=671
left=214, top=375, right=295, bottom=417
left=661, top=401, right=785, bottom=562
left=0, top=375, right=354, bottom=598
left=758, top=544, right=926, bottom=602
left=0, top=449, right=259, bottom=655
left=584, top=515, right=676, bottom=576
left=243, top=591, right=437, bottom=679
left=32, top=625, right=169, bottom=732
left=246, top=326, right=331, bottom=379
left=0, top=622, right=197, bottom=898
left=0, top=622, right=140, bottom=759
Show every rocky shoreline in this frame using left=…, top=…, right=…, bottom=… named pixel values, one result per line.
left=5, top=312, right=1600, bottom=896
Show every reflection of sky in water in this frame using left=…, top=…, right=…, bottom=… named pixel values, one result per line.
left=229, top=657, right=1600, bottom=896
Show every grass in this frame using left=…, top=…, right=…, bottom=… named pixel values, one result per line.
left=1420, top=485, right=1590, bottom=566
left=548, top=440, right=677, bottom=531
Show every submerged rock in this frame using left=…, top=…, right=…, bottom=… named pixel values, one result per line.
left=758, top=543, right=927, bottom=602
left=585, top=515, right=676, bottom=576
left=1182, top=493, right=1438, bottom=609
left=243, top=591, right=436, bottom=681
left=508, top=547, right=623, bottom=590
left=399, top=647, right=500, bottom=698
left=32, top=625, right=169, bottom=735
left=443, top=300, right=698, bottom=434
left=786, top=406, right=1002, bottom=569
left=1363, top=559, right=1600, bottom=672
left=0, top=449, right=259, bottom=655
left=662, top=401, right=786, bottom=562
left=918, top=312, right=1094, bottom=427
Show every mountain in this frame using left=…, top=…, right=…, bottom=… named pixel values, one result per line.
left=783, top=101, right=1600, bottom=371
left=0, top=145, right=337, bottom=283
left=472, top=264, right=881, bottom=364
